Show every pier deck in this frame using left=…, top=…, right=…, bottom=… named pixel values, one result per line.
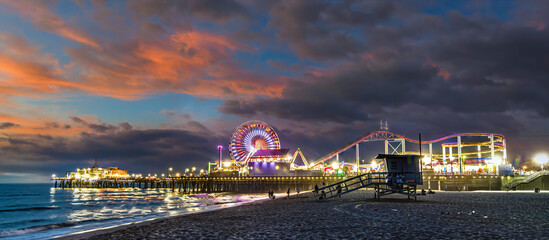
left=51, top=176, right=346, bottom=193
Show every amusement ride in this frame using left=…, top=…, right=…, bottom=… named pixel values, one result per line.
left=215, top=120, right=509, bottom=176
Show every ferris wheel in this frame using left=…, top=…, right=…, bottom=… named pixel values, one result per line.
left=229, top=120, right=281, bottom=162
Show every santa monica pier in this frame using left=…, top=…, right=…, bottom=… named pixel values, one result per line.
left=51, top=120, right=549, bottom=198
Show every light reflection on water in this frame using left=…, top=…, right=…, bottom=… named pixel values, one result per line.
left=1, top=185, right=265, bottom=239
left=57, top=188, right=255, bottom=222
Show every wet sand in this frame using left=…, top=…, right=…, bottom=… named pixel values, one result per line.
left=68, top=190, right=549, bottom=239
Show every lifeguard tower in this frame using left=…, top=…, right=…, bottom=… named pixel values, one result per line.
left=373, top=154, right=423, bottom=199
left=313, top=154, right=423, bottom=201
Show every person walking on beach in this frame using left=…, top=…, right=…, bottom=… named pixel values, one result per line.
left=314, top=184, right=319, bottom=193
left=296, top=187, right=300, bottom=195
left=287, top=188, right=291, bottom=199
left=336, top=184, right=342, bottom=199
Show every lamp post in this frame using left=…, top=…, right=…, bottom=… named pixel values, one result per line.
left=218, top=145, right=223, bottom=170
left=275, top=165, right=279, bottom=176
left=168, top=167, right=173, bottom=177
left=185, top=168, right=189, bottom=176
left=534, top=153, right=549, bottom=171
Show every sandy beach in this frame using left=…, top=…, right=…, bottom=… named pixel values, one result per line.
left=66, top=190, right=549, bottom=239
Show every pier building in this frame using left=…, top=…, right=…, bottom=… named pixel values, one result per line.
left=67, top=166, right=130, bottom=180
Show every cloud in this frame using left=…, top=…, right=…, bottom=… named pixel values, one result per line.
left=70, top=116, right=132, bottom=133
left=87, top=123, right=118, bottom=134
left=119, top=122, right=133, bottom=131
left=268, top=0, right=395, bottom=60
left=64, top=30, right=284, bottom=99
left=0, top=127, right=224, bottom=181
left=127, top=0, right=251, bottom=25
left=188, top=0, right=251, bottom=23
left=160, top=110, right=177, bottom=116
left=0, top=113, right=81, bottom=138
left=219, top=1, right=549, bottom=128
left=44, top=122, right=71, bottom=129
left=0, top=122, right=19, bottom=129
left=0, top=3, right=282, bottom=101
left=220, top=59, right=439, bottom=123
left=0, top=32, right=83, bottom=99
left=70, top=116, right=88, bottom=125
left=0, top=1, right=100, bottom=48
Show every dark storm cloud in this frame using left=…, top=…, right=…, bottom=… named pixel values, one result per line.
left=70, top=116, right=132, bottom=133
left=189, top=0, right=250, bottom=22
left=127, top=0, right=250, bottom=25
left=428, top=27, right=549, bottom=114
left=269, top=0, right=395, bottom=60
left=87, top=123, right=118, bottom=133
left=0, top=122, right=19, bottom=129
left=44, top=122, right=71, bottom=129
left=220, top=98, right=368, bottom=123
left=0, top=128, right=224, bottom=177
left=220, top=60, right=439, bottom=123
left=222, top=0, right=549, bottom=125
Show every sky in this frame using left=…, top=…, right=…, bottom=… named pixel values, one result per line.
left=1, top=0, right=549, bottom=183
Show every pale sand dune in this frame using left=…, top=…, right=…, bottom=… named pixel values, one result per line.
left=69, top=190, right=549, bottom=239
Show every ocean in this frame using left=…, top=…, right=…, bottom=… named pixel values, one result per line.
left=0, top=184, right=265, bottom=239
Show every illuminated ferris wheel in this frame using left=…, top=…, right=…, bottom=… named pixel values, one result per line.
left=229, top=120, right=281, bottom=162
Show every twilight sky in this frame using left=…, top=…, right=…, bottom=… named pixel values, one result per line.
left=1, top=0, right=549, bottom=182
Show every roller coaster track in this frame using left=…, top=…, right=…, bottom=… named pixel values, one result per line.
left=310, top=130, right=505, bottom=168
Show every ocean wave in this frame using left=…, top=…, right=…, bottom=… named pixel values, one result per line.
left=0, top=218, right=51, bottom=230
left=0, top=206, right=58, bottom=213
left=0, top=222, right=75, bottom=237
left=0, top=193, right=42, bottom=197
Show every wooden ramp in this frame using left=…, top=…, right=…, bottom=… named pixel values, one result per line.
left=502, top=171, right=547, bottom=190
